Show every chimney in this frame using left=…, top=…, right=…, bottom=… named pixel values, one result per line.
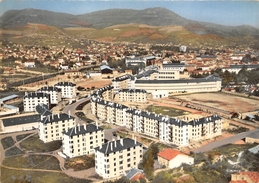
left=84, top=124, right=86, bottom=130
left=96, top=121, right=98, bottom=129
left=48, top=115, right=50, bottom=121
left=41, top=115, right=43, bottom=121
left=120, top=139, right=123, bottom=146
left=75, top=126, right=77, bottom=134
left=110, top=142, right=113, bottom=151
left=134, top=136, right=136, bottom=145
left=58, top=113, right=60, bottom=119
left=114, top=140, right=117, bottom=148
left=68, top=110, right=70, bottom=118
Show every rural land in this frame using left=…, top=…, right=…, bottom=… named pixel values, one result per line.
left=0, top=6, right=259, bottom=183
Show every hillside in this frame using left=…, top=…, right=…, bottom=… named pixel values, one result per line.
left=1, top=7, right=259, bottom=47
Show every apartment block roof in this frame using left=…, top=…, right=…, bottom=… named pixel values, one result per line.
left=35, top=104, right=52, bottom=116
left=95, top=138, right=142, bottom=155
left=23, top=92, right=50, bottom=99
left=63, top=123, right=103, bottom=137
left=38, top=86, right=61, bottom=92
left=135, top=70, right=158, bottom=79
left=40, top=113, right=74, bottom=124
left=54, top=81, right=76, bottom=87
left=112, top=74, right=134, bottom=82
left=119, top=89, right=147, bottom=93
left=188, top=115, right=221, bottom=126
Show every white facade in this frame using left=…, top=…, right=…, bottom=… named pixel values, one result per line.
left=38, top=113, right=75, bottom=143
left=38, top=86, right=61, bottom=105
left=90, top=84, right=222, bottom=146
left=135, top=75, right=222, bottom=93
left=95, top=138, right=143, bottom=179
left=24, top=61, right=35, bottom=67
left=112, top=74, right=134, bottom=94
left=168, top=154, right=194, bottom=169
left=118, top=89, right=147, bottom=103
left=153, top=69, right=180, bottom=80
left=152, top=90, right=169, bottom=99
left=62, top=124, right=104, bottom=158
left=54, top=82, right=76, bottom=99
left=23, top=92, right=50, bottom=112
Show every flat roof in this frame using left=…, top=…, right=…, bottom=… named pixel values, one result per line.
left=0, top=94, right=19, bottom=103
left=2, top=114, right=40, bottom=127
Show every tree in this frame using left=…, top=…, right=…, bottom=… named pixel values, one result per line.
left=141, top=143, right=159, bottom=180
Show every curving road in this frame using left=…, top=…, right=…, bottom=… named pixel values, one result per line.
left=192, top=128, right=259, bottom=153
left=62, top=97, right=90, bottom=124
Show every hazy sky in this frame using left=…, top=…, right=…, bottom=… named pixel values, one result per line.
left=1, top=0, right=259, bottom=28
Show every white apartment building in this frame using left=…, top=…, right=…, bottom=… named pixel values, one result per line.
left=62, top=123, right=104, bottom=158
left=112, top=74, right=135, bottom=93
left=54, top=82, right=76, bottom=99
left=38, top=86, right=61, bottom=105
left=90, top=85, right=222, bottom=146
left=23, top=92, right=50, bottom=112
left=125, top=57, right=146, bottom=67
left=118, top=89, right=147, bottom=103
left=153, top=69, right=180, bottom=80
left=38, top=113, right=75, bottom=143
left=95, top=138, right=143, bottom=179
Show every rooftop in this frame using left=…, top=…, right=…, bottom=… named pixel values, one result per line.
left=95, top=138, right=142, bottom=155
left=157, top=148, right=185, bottom=161
left=63, top=124, right=103, bottom=137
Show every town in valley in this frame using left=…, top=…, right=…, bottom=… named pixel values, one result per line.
left=0, top=4, right=259, bottom=183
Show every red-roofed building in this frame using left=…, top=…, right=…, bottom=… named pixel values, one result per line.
left=157, top=148, right=194, bottom=169
left=230, top=172, right=259, bottom=183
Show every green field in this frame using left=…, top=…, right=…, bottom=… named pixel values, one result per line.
left=0, top=167, right=91, bottom=183
left=20, top=134, right=62, bottom=152
left=146, top=105, right=190, bottom=117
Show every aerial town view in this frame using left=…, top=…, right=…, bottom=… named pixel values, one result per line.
left=1, top=1, right=259, bottom=183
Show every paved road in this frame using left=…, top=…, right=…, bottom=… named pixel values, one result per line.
left=192, top=128, right=259, bottom=153
left=104, top=126, right=126, bottom=141
left=62, top=97, right=90, bottom=124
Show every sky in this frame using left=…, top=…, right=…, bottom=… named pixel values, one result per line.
left=1, top=0, right=259, bottom=28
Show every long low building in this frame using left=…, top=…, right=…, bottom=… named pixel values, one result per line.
left=0, top=114, right=39, bottom=133
left=135, top=75, right=221, bottom=93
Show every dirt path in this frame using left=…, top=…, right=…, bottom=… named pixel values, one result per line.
left=0, top=130, right=103, bottom=182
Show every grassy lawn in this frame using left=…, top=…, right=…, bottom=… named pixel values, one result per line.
left=146, top=105, right=190, bottom=117
left=65, top=155, right=95, bottom=171
left=20, top=134, right=62, bottom=152
left=0, top=167, right=92, bottom=183
left=1, top=136, right=15, bottom=149
left=115, top=130, right=130, bottom=138
left=16, top=133, right=33, bottom=142
left=5, top=146, right=25, bottom=157
left=3, top=155, right=60, bottom=170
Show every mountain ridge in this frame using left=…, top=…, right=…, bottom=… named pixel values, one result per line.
left=1, top=7, right=259, bottom=37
